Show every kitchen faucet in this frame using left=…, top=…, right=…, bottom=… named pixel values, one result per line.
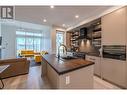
left=57, top=43, right=67, bottom=59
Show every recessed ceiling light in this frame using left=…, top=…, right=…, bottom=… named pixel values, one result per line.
left=62, top=24, right=65, bottom=27
left=75, top=15, right=79, bottom=18
left=43, top=19, right=47, bottom=22
left=50, top=5, right=54, bottom=9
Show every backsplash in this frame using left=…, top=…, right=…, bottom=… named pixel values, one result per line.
left=79, top=39, right=100, bottom=54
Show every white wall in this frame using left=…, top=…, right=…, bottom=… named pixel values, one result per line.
left=0, top=22, right=1, bottom=36
left=51, top=25, right=66, bottom=54
left=0, top=21, right=1, bottom=58
left=1, top=24, right=16, bottom=59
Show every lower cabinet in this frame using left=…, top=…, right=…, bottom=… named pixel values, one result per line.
left=85, top=55, right=101, bottom=77
left=101, top=58, right=127, bottom=88
left=86, top=55, right=127, bottom=88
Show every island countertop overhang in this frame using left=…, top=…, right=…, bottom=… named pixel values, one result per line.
left=42, top=54, right=94, bottom=75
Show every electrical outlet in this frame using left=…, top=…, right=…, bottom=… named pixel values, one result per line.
left=65, top=76, right=70, bottom=85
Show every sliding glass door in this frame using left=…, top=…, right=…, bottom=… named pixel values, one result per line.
left=56, top=31, right=64, bottom=54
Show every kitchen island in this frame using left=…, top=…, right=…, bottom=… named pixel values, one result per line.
left=42, top=54, right=94, bottom=89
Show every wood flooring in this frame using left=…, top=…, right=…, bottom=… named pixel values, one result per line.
left=1, top=66, right=120, bottom=89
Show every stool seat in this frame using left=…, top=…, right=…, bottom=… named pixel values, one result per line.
left=34, top=55, right=42, bottom=63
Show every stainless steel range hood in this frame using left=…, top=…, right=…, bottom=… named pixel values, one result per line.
left=76, top=27, right=91, bottom=40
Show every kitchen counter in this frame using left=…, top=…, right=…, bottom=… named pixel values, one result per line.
left=42, top=54, right=94, bottom=75
left=42, top=54, right=94, bottom=89
left=72, top=51, right=101, bottom=57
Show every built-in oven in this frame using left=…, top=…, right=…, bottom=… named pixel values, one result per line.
left=102, top=45, right=126, bottom=61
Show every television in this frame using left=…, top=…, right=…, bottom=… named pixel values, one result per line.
left=0, top=36, right=2, bottom=45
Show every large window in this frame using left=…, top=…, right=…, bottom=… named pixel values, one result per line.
left=16, top=31, right=42, bottom=54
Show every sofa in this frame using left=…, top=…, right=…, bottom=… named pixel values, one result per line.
left=0, top=58, right=30, bottom=79
left=18, top=50, right=35, bottom=57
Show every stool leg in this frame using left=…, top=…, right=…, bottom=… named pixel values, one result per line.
left=0, top=77, right=4, bottom=89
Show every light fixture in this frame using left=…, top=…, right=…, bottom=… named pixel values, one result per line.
left=62, top=24, right=65, bottom=27
left=43, top=19, right=47, bottom=22
left=75, top=15, right=79, bottom=18
left=50, top=5, right=54, bottom=9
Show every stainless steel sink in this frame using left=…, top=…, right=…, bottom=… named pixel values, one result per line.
left=61, top=56, right=78, bottom=60
left=55, top=55, right=78, bottom=61
left=60, top=56, right=78, bottom=62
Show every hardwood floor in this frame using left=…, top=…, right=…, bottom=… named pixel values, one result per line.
left=3, top=66, right=51, bottom=89
left=94, top=76, right=120, bottom=89
left=2, top=66, right=120, bottom=89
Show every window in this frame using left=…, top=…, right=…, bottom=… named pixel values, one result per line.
left=16, top=37, right=25, bottom=50
left=16, top=31, right=42, bottom=55
left=56, top=31, right=64, bottom=54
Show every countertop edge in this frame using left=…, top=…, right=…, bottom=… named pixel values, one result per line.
left=42, top=55, right=94, bottom=75
left=58, top=62, right=94, bottom=75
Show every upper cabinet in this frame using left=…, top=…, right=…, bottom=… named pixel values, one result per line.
left=101, top=7, right=127, bottom=45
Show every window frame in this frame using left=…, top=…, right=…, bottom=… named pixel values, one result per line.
left=16, top=31, right=42, bottom=55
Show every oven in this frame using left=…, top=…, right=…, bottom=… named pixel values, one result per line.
left=102, top=45, right=126, bottom=61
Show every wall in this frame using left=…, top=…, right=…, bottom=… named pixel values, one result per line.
left=1, top=24, right=16, bottom=59
left=0, top=22, right=1, bottom=36
left=79, top=40, right=93, bottom=53
left=51, top=25, right=66, bottom=54
left=0, top=21, right=1, bottom=58
left=78, top=39, right=100, bottom=54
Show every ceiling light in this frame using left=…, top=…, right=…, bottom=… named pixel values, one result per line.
left=43, top=19, right=47, bottom=22
left=50, top=5, right=54, bottom=9
left=62, top=24, right=65, bottom=27
left=75, top=15, right=79, bottom=18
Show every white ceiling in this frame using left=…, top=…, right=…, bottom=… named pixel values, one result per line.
left=15, top=6, right=113, bottom=29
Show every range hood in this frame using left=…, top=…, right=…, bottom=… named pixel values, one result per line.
left=76, top=27, right=91, bottom=40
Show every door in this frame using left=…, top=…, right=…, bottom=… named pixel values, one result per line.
left=56, top=31, right=64, bottom=54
